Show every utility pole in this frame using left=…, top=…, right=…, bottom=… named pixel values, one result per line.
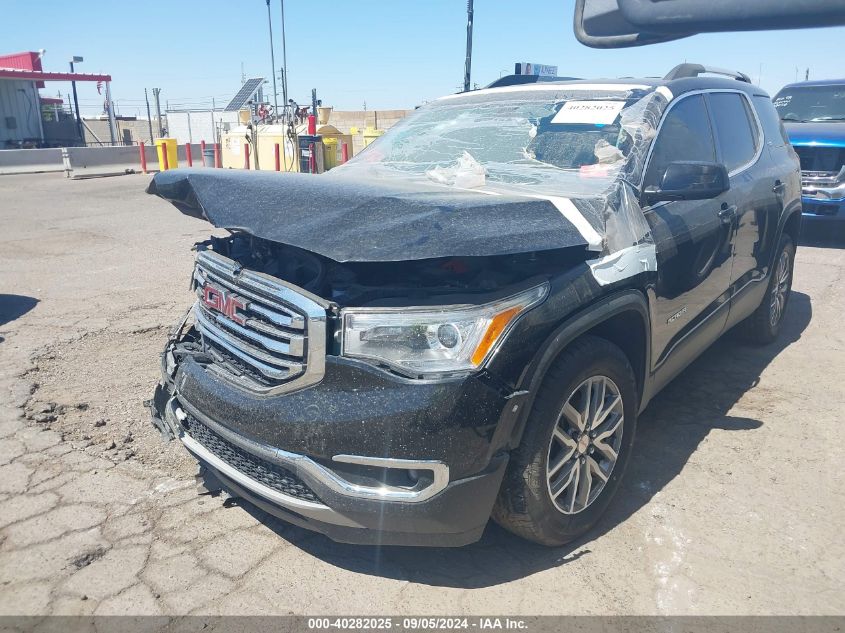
left=280, top=0, right=289, bottom=109
left=463, top=0, right=474, bottom=93
left=265, top=0, right=279, bottom=120
left=104, top=81, right=117, bottom=145
left=144, top=88, right=154, bottom=144
left=69, top=56, right=84, bottom=145
left=152, top=88, right=163, bottom=137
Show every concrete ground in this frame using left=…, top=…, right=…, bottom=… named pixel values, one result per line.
left=0, top=173, right=843, bottom=616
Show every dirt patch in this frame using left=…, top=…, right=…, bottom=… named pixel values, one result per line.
left=69, top=546, right=108, bottom=570
left=21, top=327, right=194, bottom=477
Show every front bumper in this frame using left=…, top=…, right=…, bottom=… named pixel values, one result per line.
left=149, top=325, right=518, bottom=547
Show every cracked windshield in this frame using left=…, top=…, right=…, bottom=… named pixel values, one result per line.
left=343, top=91, right=643, bottom=197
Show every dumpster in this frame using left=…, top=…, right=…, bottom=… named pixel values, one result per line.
left=155, top=138, right=178, bottom=170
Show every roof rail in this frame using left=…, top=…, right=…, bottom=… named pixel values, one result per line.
left=664, top=63, right=751, bottom=84
left=484, top=74, right=579, bottom=89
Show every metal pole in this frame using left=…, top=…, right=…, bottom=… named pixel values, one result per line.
left=152, top=88, right=163, bottom=137
left=463, top=0, right=473, bottom=93
left=266, top=0, right=279, bottom=120
left=311, top=88, right=317, bottom=123
left=69, top=61, right=84, bottom=145
left=280, top=0, right=289, bottom=108
left=105, top=81, right=117, bottom=145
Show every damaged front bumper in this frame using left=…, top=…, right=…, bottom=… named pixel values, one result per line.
left=148, top=315, right=513, bottom=547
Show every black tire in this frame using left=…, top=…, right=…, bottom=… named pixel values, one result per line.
left=740, top=233, right=795, bottom=345
left=492, top=335, right=638, bottom=546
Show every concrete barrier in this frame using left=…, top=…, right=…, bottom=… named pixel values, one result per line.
left=0, top=148, right=64, bottom=175
left=62, top=144, right=204, bottom=178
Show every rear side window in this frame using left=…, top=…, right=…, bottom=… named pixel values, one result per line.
left=645, top=94, right=716, bottom=186
left=708, top=93, right=760, bottom=172
left=753, top=96, right=789, bottom=147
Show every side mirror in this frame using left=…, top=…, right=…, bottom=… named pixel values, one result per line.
left=643, top=161, right=730, bottom=204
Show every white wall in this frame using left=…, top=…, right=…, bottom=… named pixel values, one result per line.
left=165, top=110, right=241, bottom=145
left=0, top=80, right=42, bottom=144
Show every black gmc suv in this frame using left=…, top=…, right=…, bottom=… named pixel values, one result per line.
left=148, top=64, right=801, bottom=547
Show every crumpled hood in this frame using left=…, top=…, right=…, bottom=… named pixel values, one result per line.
left=784, top=121, right=845, bottom=147
left=146, top=168, right=589, bottom=263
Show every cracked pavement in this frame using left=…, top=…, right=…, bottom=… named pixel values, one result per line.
left=0, top=173, right=843, bottom=616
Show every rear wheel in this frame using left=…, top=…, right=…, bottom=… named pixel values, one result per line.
left=741, top=233, right=794, bottom=345
left=492, top=336, right=637, bottom=546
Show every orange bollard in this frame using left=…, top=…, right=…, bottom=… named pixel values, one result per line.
left=139, top=142, right=147, bottom=174
left=200, top=140, right=206, bottom=166
left=244, top=143, right=250, bottom=170
left=186, top=143, right=193, bottom=167
left=274, top=143, right=281, bottom=171
left=341, top=143, right=349, bottom=164
left=308, top=142, right=316, bottom=173
left=214, top=143, right=220, bottom=168
left=162, top=144, right=169, bottom=171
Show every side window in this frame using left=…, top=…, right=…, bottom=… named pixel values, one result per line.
left=708, top=93, right=759, bottom=171
left=645, top=94, right=716, bottom=187
left=753, top=95, right=789, bottom=147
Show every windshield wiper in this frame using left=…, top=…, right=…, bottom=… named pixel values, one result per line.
left=780, top=115, right=807, bottom=122
left=810, top=116, right=845, bottom=122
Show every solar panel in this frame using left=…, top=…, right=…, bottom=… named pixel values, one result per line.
left=224, top=77, right=264, bottom=112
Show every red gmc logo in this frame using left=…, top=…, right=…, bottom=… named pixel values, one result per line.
left=202, top=284, right=247, bottom=326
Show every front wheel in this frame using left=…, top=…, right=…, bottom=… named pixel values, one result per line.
left=741, top=233, right=795, bottom=345
left=492, top=336, right=638, bottom=546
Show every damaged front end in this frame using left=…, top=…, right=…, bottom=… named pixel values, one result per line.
left=145, top=82, right=668, bottom=545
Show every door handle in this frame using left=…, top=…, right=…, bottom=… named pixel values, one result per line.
left=773, top=180, right=786, bottom=194
left=718, top=203, right=737, bottom=225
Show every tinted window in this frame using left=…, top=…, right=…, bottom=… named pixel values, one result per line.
left=754, top=96, right=789, bottom=147
left=709, top=93, right=759, bottom=171
left=645, top=94, right=716, bottom=186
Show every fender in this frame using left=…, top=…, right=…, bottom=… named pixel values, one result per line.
left=506, top=289, right=652, bottom=449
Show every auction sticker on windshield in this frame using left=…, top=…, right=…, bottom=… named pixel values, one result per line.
left=552, top=100, right=626, bottom=124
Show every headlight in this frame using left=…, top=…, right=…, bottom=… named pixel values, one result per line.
left=341, top=283, right=548, bottom=376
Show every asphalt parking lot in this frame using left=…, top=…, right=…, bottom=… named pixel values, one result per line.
left=0, top=173, right=843, bottom=616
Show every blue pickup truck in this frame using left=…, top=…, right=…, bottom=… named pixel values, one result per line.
left=773, top=79, right=845, bottom=221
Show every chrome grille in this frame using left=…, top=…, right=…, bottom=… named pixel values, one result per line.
left=193, top=250, right=327, bottom=394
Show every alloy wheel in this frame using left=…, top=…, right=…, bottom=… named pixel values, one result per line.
left=769, top=250, right=791, bottom=327
left=546, top=376, right=624, bottom=515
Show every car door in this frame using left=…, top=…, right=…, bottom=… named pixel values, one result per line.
left=642, top=93, right=735, bottom=390
left=705, top=92, right=775, bottom=305
left=725, top=93, right=799, bottom=327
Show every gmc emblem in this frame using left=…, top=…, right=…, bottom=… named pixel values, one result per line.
left=202, top=284, right=247, bottom=326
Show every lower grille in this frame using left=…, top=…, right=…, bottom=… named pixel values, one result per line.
left=185, top=413, right=320, bottom=503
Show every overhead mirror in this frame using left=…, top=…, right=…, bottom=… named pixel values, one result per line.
left=575, top=0, right=845, bottom=48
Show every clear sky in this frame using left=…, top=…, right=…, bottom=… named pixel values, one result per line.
left=6, top=0, right=845, bottom=117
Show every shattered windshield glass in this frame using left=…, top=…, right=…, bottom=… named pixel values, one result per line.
left=340, top=85, right=665, bottom=199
